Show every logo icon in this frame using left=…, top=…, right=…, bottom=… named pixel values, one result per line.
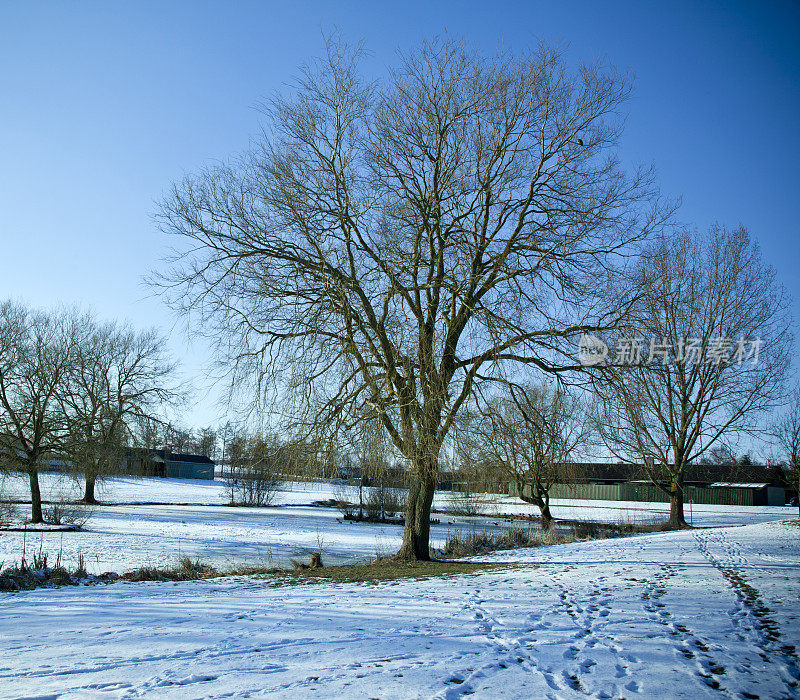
left=578, top=334, right=609, bottom=366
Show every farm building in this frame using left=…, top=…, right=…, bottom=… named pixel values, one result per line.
left=510, top=462, right=789, bottom=506
left=124, top=449, right=215, bottom=480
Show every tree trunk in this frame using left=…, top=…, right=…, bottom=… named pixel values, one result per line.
left=83, top=474, right=98, bottom=504
left=539, top=500, right=553, bottom=528
left=28, top=469, right=43, bottom=524
left=538, top=483, right=554, bottom=528
left=519, top=480, right=554, bottom=528
left=397, top=473, right=436, bottom=560
left=668, top=472, right=688, bottom=528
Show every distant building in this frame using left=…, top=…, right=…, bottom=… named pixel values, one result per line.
left=125, top=449, right=215, bottom=481
left=509, top=462, right=788, bottom=506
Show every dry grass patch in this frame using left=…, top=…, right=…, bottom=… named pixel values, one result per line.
left=265, top=559, right=512, bottom=586
left=117, top=558, right=512, bottom=587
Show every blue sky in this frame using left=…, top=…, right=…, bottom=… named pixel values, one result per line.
left=1, top=1, right=798, bottom=429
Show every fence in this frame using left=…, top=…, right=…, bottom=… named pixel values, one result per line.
left=512, top=482, right=783, bottom=506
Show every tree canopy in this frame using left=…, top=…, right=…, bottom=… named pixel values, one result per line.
left=156, top=36, right=666, bottom=557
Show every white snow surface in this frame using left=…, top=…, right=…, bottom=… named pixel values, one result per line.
left=0, top=473, right=796, bottom=573
left=0, top=520, right=798, bottom=698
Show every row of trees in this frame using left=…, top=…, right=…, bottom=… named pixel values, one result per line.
left=0, top=301, right=181, bottom=522
left=153, top=36, right=795, bottom=556
left=132, top=420, right=220, bottom=459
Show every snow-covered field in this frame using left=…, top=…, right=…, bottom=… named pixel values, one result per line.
left=1, top=474, right=796, bottom=574
left=0, top=520, right=797, bottom=699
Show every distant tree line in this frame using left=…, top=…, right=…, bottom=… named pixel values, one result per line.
left=0, top=300, right=182, bottom=522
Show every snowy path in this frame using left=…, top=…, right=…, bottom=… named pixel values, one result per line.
left=0, top=520, right=797, bottom=699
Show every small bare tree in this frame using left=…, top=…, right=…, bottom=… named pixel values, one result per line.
left=596, top=226, right=792, bottom=527
left=774, top=385, right=800, bottom=515
left=348, top=413, right=395, bottom=519
left=194, top=427, right=218, bottom=459
left=155, top=36, right=665, bottom=558
left=476, top=382, right=591, bottom=526
left=225, top=432, right=281, bottom=506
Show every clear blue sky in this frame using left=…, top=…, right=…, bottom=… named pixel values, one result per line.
left=1, top=1, right=798, bottom=429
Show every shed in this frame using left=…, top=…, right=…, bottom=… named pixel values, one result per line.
left=125, top=448, right=215, bottom=480
left=164, top=453, right=215, bottom=480
left=709, top=483, right=785, bottom=506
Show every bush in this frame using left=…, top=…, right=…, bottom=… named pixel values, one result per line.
left=225, top=461, right=280, bottom=506
left=0, top=500, right=17, bottom=528
left=440, top=525, right=569, bottom=557
left=0, top=476, right=17, bottom=527
left=364, top=484, right=406, bottom=519
left=42, top=500, right=92, bottom=527
left=123, top=556, right=216, bottom=582
left=444, top=489, right=484, bottom=516
left=332, top=481, right=359, bottom=518
left=0, top=546, right=84, bottom=591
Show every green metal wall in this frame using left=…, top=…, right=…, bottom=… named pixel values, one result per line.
left=513, top=482, right=775, bottom=506
left=165, top=460, right=215, bottom=480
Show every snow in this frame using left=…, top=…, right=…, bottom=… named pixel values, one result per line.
left=1, top=474, right=796, bottom=573
left=0, top=520, right=797, bottom=698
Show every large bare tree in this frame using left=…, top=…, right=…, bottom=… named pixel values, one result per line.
left=596, top=226, right=792, bottom=527
left=476, top=382, right=592, bottom=527
left=156, top=37, right=664, bottom=558
left=61, top=320, right=180, bottom=503
left=0, top=301, right=78, bottom=522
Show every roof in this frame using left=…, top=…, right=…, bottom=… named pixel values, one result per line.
left=709, top=482, right=771, bottom=489
left=126, top=448, right=214, bottom=465
left=162, top=452, right=214, bottom=465
left=564, top=462, right=786, bottom=485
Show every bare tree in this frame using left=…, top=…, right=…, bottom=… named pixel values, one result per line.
left=132, top=414, right=164, bottom=452
left=164, top=424, right=194, bottom=454
left=194, top=426, right=218, bottom=459
left=0, top=301, right=77, bottom=522
left=446, top=409, right=492, bottom=516
left=596, top=226, right=792, bottom=527
left=774, top=384, right=800, bottom=515
left=61, top=320, right=181, bottom=503
left=476, top=382, right=591, bottom=526
left=224, top=431, right=281, bottom=506
left=350, top=414, right=395, bottom=519
left=155, top=36, right=665, bottom=558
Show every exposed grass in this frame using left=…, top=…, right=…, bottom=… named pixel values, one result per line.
left=439, top=525, right=578, bottom=558
left=121, top=554, right=510, bottom=586
left=1, top=550, right=511, bottom=592
left=122, top=556, right=217, bottom=582
left=0, top=547, right=115, bottom=592
left=437, top=514, right=676, bottom=559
